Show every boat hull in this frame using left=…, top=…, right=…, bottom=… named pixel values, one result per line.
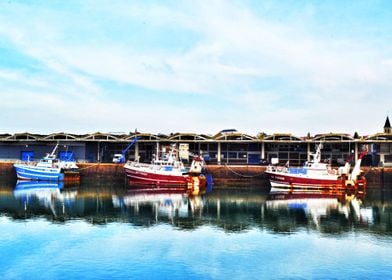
left=14, top=164, right=80, bottom=182
left=124, top=165, right=206, bottom=189
left=265, top=170, right=345, bottom=189
left=14, top=164, right=64, bottom=181
left=125, top=167, right=188, bottom=184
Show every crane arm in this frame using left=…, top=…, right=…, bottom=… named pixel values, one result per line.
left=122, top=137, right=139, bottom=156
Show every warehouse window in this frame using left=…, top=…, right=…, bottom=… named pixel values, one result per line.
left=21, top=151, right=35, bottom=162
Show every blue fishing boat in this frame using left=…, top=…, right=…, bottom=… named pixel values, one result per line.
left=13, top=144, right=79, bottom=181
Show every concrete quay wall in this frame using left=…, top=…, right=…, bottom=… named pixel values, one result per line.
left=0, top=162, right=267, bottom=181
left=1, top=162, right=391, bottom=186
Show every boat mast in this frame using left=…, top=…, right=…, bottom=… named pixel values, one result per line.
left=50, top=143, right=59, bottom=157
left=311, top=143, right=323, bottom=163
left=350, top=150, right=367, bottom=182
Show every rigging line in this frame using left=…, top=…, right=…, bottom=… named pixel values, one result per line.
left=224, top=164, right=264, bottom=178
left=77, top=163, right=102, bottom=171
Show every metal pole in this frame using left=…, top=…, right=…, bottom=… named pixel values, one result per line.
left=217, top=142, right=221, bottom=165
left=135, top=142, right=139, bottom=160
left=97, top=142, right=100, bottom=162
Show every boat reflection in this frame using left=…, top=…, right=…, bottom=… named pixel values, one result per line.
left=265, top=186, right=370, bottom=233
left=13, top=181, right=62, bottom=217
left=1, top=181, right=392, bottom=235
left=15, top=180, right=65, bottom=190
left=113, top=186, right=205, bottom=224
left=8, top=181, right=77, bottom=219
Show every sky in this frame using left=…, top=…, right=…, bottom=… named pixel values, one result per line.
left=0, top=0, right=391, bottom=137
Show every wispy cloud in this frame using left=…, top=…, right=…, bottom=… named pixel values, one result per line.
left=0, top=1, right=390, bottom=135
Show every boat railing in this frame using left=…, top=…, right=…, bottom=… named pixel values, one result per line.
left=15, top=160, right=37, bottom=166
left=267, top=165, right=288, bottom=173
left=130, top=161, right=150, bottom=168
left=152, top=164, right=161, bottom=170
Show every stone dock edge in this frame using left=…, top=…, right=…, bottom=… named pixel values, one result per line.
left=0, top=162, right=391, bottom=186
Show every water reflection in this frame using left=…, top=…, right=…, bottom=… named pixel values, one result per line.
left=1, top=180, right=392, bottom=236
left=14, top=181, right=63, bottom=216
left=112, top=187, right=205, bottom=226
left=265, top=187, right=369, bottom=234
left=5, top=181, right=78, bottom=220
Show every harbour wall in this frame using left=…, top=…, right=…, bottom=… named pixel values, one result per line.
left=0, top=162, right=267, bottom=182
left=1, top=161, right=391, bottom=187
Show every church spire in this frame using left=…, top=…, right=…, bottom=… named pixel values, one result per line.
left=384, top=116, right=391, bottom=134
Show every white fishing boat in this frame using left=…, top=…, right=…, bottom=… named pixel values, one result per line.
left=13, top=144, right=79, bottom=181
left=265, top=143, right=367, bottom=192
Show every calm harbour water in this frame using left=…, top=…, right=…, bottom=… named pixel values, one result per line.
left=1, top=176, right=392, bottom=279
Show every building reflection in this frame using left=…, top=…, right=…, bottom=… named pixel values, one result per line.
left=1, top=181, right=392, bottom=236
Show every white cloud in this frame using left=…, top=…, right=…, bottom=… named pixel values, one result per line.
left=0, top=1, right=391, bottom=135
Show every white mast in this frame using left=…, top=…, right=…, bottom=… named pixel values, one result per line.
left=50, top=143, right=59, bottom=157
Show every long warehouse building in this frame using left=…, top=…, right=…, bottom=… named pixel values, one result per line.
left=1, top=117, right=391, bottom=167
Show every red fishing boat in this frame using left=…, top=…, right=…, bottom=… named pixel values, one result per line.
left=124, top=144, right=209, bottom=189
left=265, top=143, right=367, bottom=192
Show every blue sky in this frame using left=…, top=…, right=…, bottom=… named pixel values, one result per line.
left=0, top=0, right=391, bottom=136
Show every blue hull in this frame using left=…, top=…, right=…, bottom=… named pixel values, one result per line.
left=14, top=164, right=64, bottom=181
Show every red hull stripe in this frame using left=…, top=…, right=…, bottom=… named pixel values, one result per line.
left=125, top=169, right=189, bottom=184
